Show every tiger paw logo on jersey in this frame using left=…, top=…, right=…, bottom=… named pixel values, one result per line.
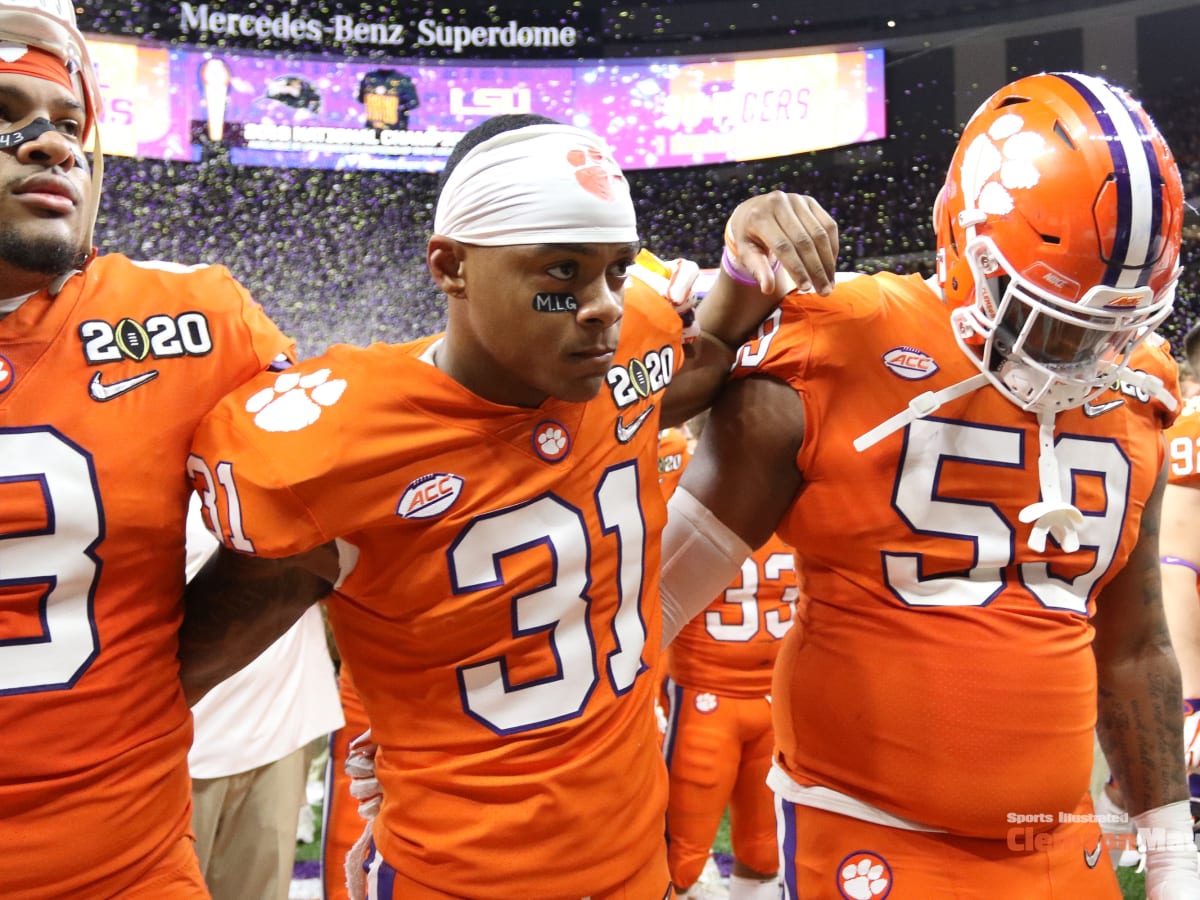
left=694, top=692, right=718, bottom=714
left=836, top=851, right=891, bottom=899
left=533, top=420, right=570, bottom=462
left=246, top=368, right=347, bottom=433
left=0, top=353, right=13, bottom=393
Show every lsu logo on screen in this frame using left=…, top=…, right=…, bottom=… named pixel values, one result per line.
left=81, top=313, right=215, bottom=363
left=449, top=87, right=532, bottom=116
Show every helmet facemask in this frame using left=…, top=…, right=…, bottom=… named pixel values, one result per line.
left=949, top=231, right=1176, bottom=414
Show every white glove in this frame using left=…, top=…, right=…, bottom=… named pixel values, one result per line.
left=632, top=249, right=702, bottom=344
left=344, top=729, right=380, bottom=900
left=345, top=729, right=381, bottom=819
left=1185, top=705, right=1200, bottom=772
left=1134, top=801, right=1200, bottom=899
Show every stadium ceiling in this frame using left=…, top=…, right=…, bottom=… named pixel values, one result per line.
left=592, top=0, right=1192, bottom=53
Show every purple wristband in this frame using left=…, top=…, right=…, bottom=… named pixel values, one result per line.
left=1161, top=555, right=1200, bottom=577
left=721, top=245, right=779, bottom=287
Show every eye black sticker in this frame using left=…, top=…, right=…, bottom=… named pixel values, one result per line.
left=532, top=292, right=577, bottom=312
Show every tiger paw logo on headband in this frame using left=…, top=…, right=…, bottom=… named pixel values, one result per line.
left=566, top=146, right=627, bottom=202
left=959, top=112, right=1045, bottom=216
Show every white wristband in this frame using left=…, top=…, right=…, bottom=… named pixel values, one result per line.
left=1134, top=800, right=1200, bottom=899
left=661, top=487, right=752, bottom=647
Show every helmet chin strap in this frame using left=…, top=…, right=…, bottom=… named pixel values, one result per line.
left=852, top=373, right=989, bottom=452
left=1018, top=409, right=1082, bottom=553
left=855, top=376, right=1085, bottom=555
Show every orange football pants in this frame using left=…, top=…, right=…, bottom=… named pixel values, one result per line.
left=662, top=679, right=777, bottom=890
left=775, top=795, right=1122, bottom=899
left=323, top=666, right=370, bottom=900
left=362, top=834, right=674, bottom=899
left=123, top=833, right=210, bottom=898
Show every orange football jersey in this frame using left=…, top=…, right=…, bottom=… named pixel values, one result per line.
left=657, top=426, right=690, bottom=501
left=732, top=272, right=1177, bottom=838
left=1166, top=393, right=1200, bottom=487
left=668, top=532, right=798, bottom=697
left=0, top=254, right=292, bottom=898
left=190, top=282, right=683, bottom=898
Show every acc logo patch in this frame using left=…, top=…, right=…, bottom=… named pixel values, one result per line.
left=836, top=851, right=892, bottom=899
left=882, top=346, right=938, bottom=380
left=533, top=420, right=570, bottom=463
left=397, top=473, right=464, bottom=520
left=0, top=353, right=13, bottom=393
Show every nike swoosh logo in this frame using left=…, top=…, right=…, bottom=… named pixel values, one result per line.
left=1084, top=839, right=1104, bottom=868
left=89, top=370, right=158, bottom=402
left=1082, top=398, right=1125, bottom=418
left=615, top=406, right=654, bottom=443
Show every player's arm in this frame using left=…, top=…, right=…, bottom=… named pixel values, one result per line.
left=178, top=542, right=338, bottom=706
left=1092, top=460, right=1199, bottom=892
left=660, top=373, right=806, bottom=646
left=662, top=192, right=837, bottom=425
left=1160, top=479, right=1200, bottom=772
left=1160, top=481, right=1200, bottom=698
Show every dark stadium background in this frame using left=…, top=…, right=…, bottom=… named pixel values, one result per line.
left=88, top=0, right=1200, bottom=361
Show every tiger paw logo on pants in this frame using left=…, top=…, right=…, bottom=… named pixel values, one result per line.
left=836, top=851, right=891, bottom=899
left=959, top=112, right=1044, bottom=216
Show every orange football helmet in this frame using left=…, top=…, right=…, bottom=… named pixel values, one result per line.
left=936, top=72, right=1182, bottom=413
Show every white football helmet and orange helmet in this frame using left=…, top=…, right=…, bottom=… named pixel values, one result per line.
left=935, top=71, right=1183, bottom=413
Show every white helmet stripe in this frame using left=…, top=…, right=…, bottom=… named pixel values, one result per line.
left=1057, top=72, right=1162, bottom=290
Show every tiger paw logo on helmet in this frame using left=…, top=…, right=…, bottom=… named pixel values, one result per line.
left=958, top=112, right=1044, bottom=219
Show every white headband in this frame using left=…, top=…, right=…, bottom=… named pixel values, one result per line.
left=434, top=123, right=639, bottom=246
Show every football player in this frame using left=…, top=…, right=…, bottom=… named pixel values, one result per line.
left=0, top=1, right=294, bottom=897
left=179, top=114, right=840, bottom=899
left=661, top=72, right=1199, bottom=899
left=663, top=525, right=798, bottom=900
left=1161, top=390, right=1200, bottom=804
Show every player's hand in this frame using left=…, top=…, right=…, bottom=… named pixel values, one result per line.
left=1185, top=705, right=1200, bottom=772
left=723, top=191, right=838, bottom=297
left=345, top=729, right=381, bottom=819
